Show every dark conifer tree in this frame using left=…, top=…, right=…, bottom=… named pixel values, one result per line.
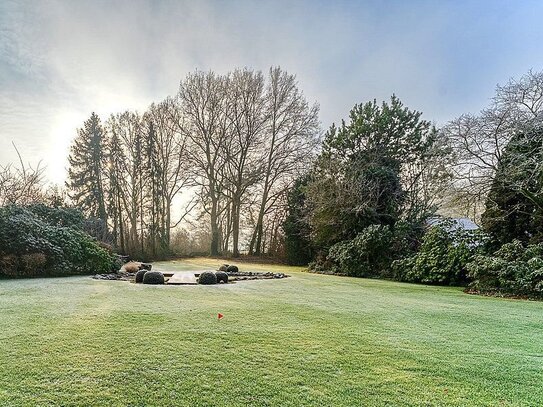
left=283, top=174, right=313, bottom=265
left=105, top=127, right=127, bottom=252
left=66, top=112, right=108, bottom=225
left=482, top=127, right=543, bottom=245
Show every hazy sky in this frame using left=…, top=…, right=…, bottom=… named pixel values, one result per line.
left=2, top=0, right=543, bottom=184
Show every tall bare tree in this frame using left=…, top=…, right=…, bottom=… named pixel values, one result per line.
left=175, top=71, right=231, bottom=256
left=443, top=69, right=543, bottom=219
left=249, top=67, right=320, bottom=255
left=106, top=111, right=145, bottom=254
left=144, top=99, right=193, bottom=256
left=223, top=68, right=268, bottom=256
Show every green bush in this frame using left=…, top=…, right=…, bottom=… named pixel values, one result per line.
left=198, top=271, right=217, bottom=285
left=142, top=271, right=164, bottom=285
left=327, top=225, right=393, bottom=277
left=0, top=205, right=113, bottom=278
left=135, top=269, right=146, bottom=283
left=226, top=265, right=238, bottom=273
left=215, top=271, right=228, bottom=284
left=392, top=224, right=480, bottom=285
left=22, top=203, right=85, bottom=229
left=467, top=240, right=543, bottom=297
left=218, top=264, right=229, bottom=272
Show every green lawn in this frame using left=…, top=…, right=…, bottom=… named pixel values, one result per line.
left=0, top=258, right=542, bottom=406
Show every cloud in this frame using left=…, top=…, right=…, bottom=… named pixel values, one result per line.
left=2, top=0, right=543, bottom=184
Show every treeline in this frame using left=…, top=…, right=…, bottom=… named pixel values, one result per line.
left=282, top=70, right=543, bottom=298
left=4, top=66, right=543, bottom=297
left=66, top=68, right=319, bottom=259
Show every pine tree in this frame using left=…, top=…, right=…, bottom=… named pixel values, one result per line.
left=104, top=127, right=127, bottom=252
left=66, top=112, right=108, bottom=224
left=307, top=96, right=437, bottom=249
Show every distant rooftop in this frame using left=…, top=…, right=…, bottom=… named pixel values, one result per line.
left=427, top=217, right=480, bottom=231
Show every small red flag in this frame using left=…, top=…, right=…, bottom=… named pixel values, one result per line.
left=218, top=313, right=224, bottom=320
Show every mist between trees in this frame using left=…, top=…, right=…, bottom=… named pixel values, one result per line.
left=65, top=67, right=320, bottom=260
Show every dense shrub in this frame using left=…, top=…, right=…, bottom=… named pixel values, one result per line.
left=20, top=253, right=47, bottom=276
left=142, top=271, right=164, bottom=285
left=327, top=225, right=393, bottom=277
left=0, top=205, right=113, bottom=278
left=392, top=224, right=481, bottom=285
left=218, top=264, right=229, bottom=271
left=135, top=269, right=146, bottom=283
left=319, top=220, right=424, bottom=278
left=198, top=271, right=217, bottom=285
left=215, top=271, right=228, bottom=284
left=0, top=254, right=18, bottom=277
left=22, top=203, right=85, bottom=228
left=226, top=265, right=239, bottom=273
left=111, top=255, right=125, bottom=272
left=467, top=240, right=543, bottom=297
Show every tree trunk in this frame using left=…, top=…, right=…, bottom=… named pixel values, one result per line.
left=210, top=196, right=220, bottom=256
left=253, top=188, right=268, bottom=255
left=232, top=197, right=241, bottom=257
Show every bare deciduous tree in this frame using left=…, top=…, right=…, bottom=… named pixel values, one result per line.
left=175, top=71, right=231, bottom=256
left=249, top=67, right=320, bottom=255
left=0, top=145, right=45, bottom=206
left=223, top=68, right=268, bottom=256
left=443, top=70, right=543, bottom=219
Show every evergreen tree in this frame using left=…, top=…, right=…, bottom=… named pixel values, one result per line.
left=307, top=96, right=438, bottom=249
left=482, top=127, right=543, bottom=244
left=66, top=112, right=108, bottom=224
left=104, top=126, right=127, bottom=252
left=283, top=175, right=313, bottom=265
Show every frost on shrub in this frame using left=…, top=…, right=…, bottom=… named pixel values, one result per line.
left=215, top=270, right=228, bottom=284
left=226, top=265, right=238, bottom=273
left=142, top=271, right=164, bottom=285
left=327, top=225, right=393, bottom=277
left=198, top=271, right=217, bottom=285
left=392, top=223, right=482, bottom=285
left=0, top=205, right=113, bottom=277
left=467, top=240, right=543, bottom=297
left=135, top=269, right=146, bottom=283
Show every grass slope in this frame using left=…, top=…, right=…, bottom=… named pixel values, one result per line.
left=0, top=258, right=542, bottom=406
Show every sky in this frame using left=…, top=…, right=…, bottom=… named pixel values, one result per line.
left=2, top=0, right=543, bottom=184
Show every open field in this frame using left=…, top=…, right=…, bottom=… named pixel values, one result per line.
left=0, top=258, right=542, bottom=406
